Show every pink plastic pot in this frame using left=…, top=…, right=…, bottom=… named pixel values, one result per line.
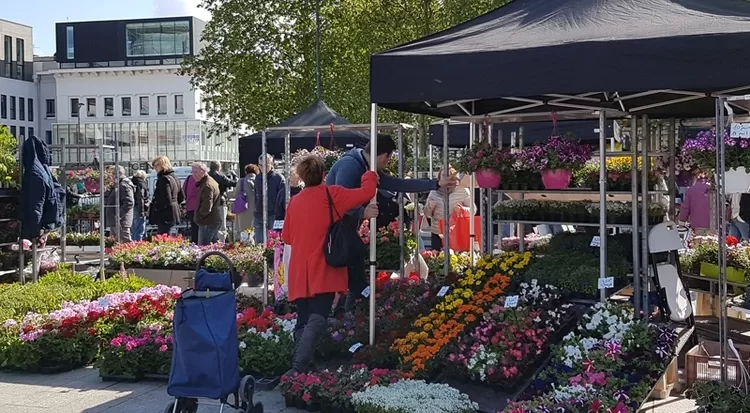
left=541, top=169, right=573, bottom=190
left=476, top=169, right=502, bottom=188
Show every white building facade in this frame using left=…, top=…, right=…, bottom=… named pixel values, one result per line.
left=0, top=19, right=36, bottom=140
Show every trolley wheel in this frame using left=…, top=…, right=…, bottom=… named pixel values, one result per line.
left=239, top=375, right=256, bottom=403
left=163, top=398, right=199, bottom=413
left=245, top=402, right=263, bottom=413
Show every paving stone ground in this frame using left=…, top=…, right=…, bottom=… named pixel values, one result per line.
left=0, top=367, right=696, bottom=413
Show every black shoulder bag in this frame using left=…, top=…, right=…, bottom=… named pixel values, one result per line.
left=324, top=188, right=360, bottom=268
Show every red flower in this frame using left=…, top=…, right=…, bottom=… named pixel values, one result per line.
left=589, top=399, right=602, bottom=412
left=726, top=235, right=739, bottom=246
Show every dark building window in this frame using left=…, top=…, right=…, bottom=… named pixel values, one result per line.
left=45, top=130, right=52, bottom=144
left=86, top=98, right=96, bottom=117
left=66, top=26, right=75, bottom=59
left=3, top=36, right=11, bottom=77
left=15, top=38, right=24, bottom=79
left=126, top=20, right=190, bottom=57
left=45, top=99, right=55, bottom=117
left=122, top=97, right=131, bottom=116
left=29, top=127, right=34, bottom=138
left=18, top=97, right=24, bottom=120
left=71, top=98, right=80, bottom=117
left=175, top=95, right=184, bottom=114
left=157, top=95, right=167, bottom=115
left=139, top=96, right=149, bottom=115
left=28, top=98, right=33, bottom=122
left=9, top=96, right=15, bottom=120
left=104, top=97, right=114, bottom=116
left=10, top=126, right=15, bottom=137
left=19, top=126, right=25, bottom=139
left=0, top=95, right=5, bottom=119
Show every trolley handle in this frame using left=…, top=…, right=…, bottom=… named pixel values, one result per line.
left=195, top=251, right=242, bottom=289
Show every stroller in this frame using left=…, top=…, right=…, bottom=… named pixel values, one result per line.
left=163, top=251, right=263, bottom=413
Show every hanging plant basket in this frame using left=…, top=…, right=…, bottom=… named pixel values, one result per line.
left=475, top=169, right=502, bottom=188
left=541, top=169, right=573, bottom=190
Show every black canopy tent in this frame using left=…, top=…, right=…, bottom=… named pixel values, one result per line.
left=428, top=120, right=615, bottom=148
left=238, top=100, right=369, bottom=171
left=370, top=0, right=750, bottom=119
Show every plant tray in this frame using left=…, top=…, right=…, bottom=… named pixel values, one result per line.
left=685, top=340, right=750, bottom=387
left=143, top=373, right=169, bottom=381
left=99, top=372, right=143, bottom=382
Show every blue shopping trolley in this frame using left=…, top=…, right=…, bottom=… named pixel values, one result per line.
left=163, top=251, right=263, bottom=413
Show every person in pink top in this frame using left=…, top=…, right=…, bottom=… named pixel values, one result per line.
left=678, top=174, right=711, bottom=234
left=183, top=174, right=200, bottom=242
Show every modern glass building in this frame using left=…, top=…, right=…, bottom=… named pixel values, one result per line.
left=51, top=120, right=238, bottom=172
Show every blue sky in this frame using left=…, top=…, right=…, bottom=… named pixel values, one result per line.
left=3, top=0, right=209, bottom=56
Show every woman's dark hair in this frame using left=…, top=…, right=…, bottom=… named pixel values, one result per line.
left=244, top=163, right=260, bottom=175
left=296, top=155, right=326, bottom=186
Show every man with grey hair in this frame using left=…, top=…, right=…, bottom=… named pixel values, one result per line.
left=208, top=161, right=237, bottom=242
left=104, top=165, right=135, bottom=242
left=192, top=162, right=222, bottom=245
left=253, top=154, right=285, bottom=243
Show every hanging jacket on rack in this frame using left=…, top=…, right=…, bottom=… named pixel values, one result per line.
left=20, top=135, right=64, bottom=239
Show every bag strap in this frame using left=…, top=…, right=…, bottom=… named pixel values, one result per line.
left=325, top=187, right=341, bottom=224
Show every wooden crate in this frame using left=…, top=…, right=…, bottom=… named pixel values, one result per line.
left=650, top=358, right=678, bottom=399
left=685, top=340, right=750, bottom=387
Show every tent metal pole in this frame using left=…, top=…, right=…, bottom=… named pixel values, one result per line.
left=640, top=115, right=650, bottom=315
left=478, top=125, right=486, bottom=252
left=469, top=123, right=476, bottom=263
left=442, top=120, right=450, bottom=276
left=262, top=130, right=268, bottom=307
left=369, top=104, right=378, bottom=346
left=61, top=127, right=67, bottom=264
left=631, top=119, right=641, bottom=317
left=496, top=129, right=502, bottom=252
left=285, top=132, right=291, bottom=210
left=413, top=127, right=421, bottom=275
left=398, top=125, right=405, bottom=277
left=99, top=135, right=106, bottom=281
left=599, top=110, right=608, bottom=302
left=668, top=119, right=676, bottom=221
left=716, top=97, right=728, bottom=382
left=429, top=145, right=433, bottom=177
left=486, top=123, right=493, bottom=254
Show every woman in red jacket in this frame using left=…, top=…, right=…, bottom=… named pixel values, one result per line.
left=282, top=155, right=378, bottom=374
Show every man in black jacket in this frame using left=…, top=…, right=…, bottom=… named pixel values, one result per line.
left=208, top=161, right=238, bottom=242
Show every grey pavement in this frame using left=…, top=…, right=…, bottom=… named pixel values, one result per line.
left=0, top=367, right=304, bottom=413
left=0, top=367, right=696, bottom=413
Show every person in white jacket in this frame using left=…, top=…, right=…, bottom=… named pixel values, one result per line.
left=423, top=166, right=474, bottom=251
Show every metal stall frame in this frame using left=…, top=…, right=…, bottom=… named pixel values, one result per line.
left=259, top=121, right=416, bottom=345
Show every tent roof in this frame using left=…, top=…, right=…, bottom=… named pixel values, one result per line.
left=428, top=120, right=613, bottom=148
left=370, top=0, right=750, bottom=119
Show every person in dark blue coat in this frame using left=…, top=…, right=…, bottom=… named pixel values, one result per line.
left=20, top=135, right=63, bottom=240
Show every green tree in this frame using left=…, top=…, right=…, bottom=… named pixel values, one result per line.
left=183, top=0, right=511, bottom=134
left=0, top=125, right=19, bottom=188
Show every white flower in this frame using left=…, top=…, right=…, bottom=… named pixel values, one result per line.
left=351, top=380, right=478, bottom=413
left=238, top=341, right=247, bottom=349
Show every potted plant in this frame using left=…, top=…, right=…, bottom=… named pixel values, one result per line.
left=456, top=141, right=511, bottom=188
left=683, top=129, right=750, bottom=193
left=521, top=135, right=591, bottom=190
left=0, top=126, right=19, bottom=189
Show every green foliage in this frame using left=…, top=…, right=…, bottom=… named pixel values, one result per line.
left=686, top=381, right=750, bottom=413
left=184, top=0, right=512, bottom=134
left=0, top=125, right=19, bottom=188
left=0, top=267, right=154, bottom=322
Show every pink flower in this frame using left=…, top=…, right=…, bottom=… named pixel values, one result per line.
left=159, top=344, right=168, bottom=352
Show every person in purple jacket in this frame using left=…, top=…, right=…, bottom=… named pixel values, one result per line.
left=183, top=174, right=200, bottom=243
left=326, top=135, right=457, bottom=313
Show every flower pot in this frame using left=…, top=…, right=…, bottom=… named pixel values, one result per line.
left=722, top=167, right=750, bottom=194
left=541, top=169, right=572, bottom=190
left=84, top=179, right=101, bottom=194
left=699, top=262, right=746, bottom=284
left=295, top=399, right=306, bottom=409
left=284, top=395, right=295, bottom=407
left=476, top=169, right=502, bottom=188
left=306, top=402, right=320, bottom=412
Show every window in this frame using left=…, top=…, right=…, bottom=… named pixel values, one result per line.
left=9, top=96, right=15, bottom=120
left=104, top=97, right=114, bottom=116
left=121, top=97, right=131, bottom=116
left=45, top=99, right=55, bottom=117
left=70, top=98, right=79, bottom=117
left=19, top=127, right=25, bottom=139
left=29, top=127, right=34, bottom=138
left=66, top=26, right=74, bottom=59
left=126, top=20, right=190, bottom=57
left=0, top=95, right=5, bottom=119
left=3, top=36, right=11, bottom=77
left=28, top=98, right=33, bottom=122
left=86, top=98, right=96, bottom=117
left=174, top=95, right=184, bottom=114
left=45, top=130, right=52, bottom=144
left=18, top=97, right=24, bottom=120
left=139, top=96, right=149, bottom=115
left=9, top=126, right=15, bottom=137
left=157, top=95, right=167, bottom=115
left=15, top=38, right=24, bottom=79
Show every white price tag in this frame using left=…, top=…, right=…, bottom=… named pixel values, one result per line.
left=598, top=277, right=615, bottom=289
left=504, top=295, right=519, bottom=308
left=240, top=232, right=249, bottom=243
left=590, top=236, right=601, bottom=248
left=349, top=343, right=363, bottom=353
left=437, top=286, right=450, bottom=297
left=730, top=123, right=750, bottom=139
left=273, top=220, right=284, bottom=230
left=361, top=286, right=371, bottom=298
